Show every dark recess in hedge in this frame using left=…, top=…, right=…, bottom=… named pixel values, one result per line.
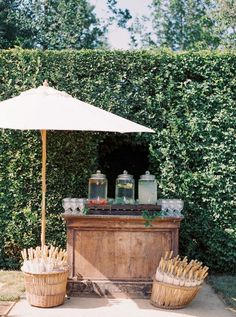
left=0, top=49, right=235, bottom=273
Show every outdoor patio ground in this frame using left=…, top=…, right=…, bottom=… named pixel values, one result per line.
left=8, top=284, right=235, bottom=317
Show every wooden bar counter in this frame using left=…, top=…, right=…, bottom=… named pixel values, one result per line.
left=63, top=210, right=183, bottom=298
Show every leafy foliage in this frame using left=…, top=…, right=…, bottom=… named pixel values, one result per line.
left=154, top=0, right=221, bottom=50
left=130, top=0, right=221, bottom=50
left=129, top=0, right=236, bottom=50
left=0, top=0, right=18, bottom=48
left=106, top=0, right=132, bottom=28
left=0, top=0, right=106, bottom=49
left=0, top=49, right=235, bottom=273
left=213, top=0, right=236, bottom=48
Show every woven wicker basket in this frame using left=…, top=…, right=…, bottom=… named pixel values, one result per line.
left=23, top=270, right=68, bottom=308
left=150, top=278, right=201, bottom=309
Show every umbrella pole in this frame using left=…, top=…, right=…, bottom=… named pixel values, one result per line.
left=41, top=129, right=47, bottom=247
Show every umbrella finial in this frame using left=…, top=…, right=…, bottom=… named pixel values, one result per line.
left=43, top=80, right=49, bottom=87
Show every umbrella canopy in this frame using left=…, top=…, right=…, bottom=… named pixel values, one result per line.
left=0, top=83, right=153, bottom=133
left=0, top=82, right=154, bottom=246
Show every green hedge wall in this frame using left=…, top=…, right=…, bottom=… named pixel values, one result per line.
left=0, top=49, right=235, bottom=272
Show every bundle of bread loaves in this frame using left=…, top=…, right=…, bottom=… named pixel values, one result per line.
left=21, top=245, right=68, bottom=274
left=155, top=251, right=209, bottom=287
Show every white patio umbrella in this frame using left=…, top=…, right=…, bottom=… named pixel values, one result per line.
left=0, top=81, right=154, bottom=246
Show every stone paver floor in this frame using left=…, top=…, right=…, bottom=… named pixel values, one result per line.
left=8, top=284, right=235, bottom=317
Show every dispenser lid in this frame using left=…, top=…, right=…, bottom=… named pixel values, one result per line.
left=117, top=170, right=133, bottom=180
left=90, top=170, right=106, bottom=179
left=140, top=171, right=156, bottom=180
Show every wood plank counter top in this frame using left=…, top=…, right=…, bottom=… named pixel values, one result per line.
left=63, top=213, right=183, bottom=298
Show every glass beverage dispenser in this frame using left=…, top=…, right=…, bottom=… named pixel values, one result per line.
left=88, top=170, right=107, bottom=204
left=115, top=170, right=135, bottom=204
left=138, top=171, right=157, bottom=204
